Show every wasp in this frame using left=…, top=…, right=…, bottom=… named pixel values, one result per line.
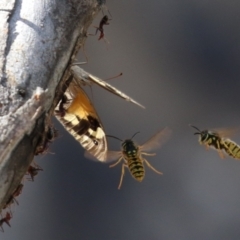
left=106, top=127, right=172, bottom=189
left=190, top=125, right=240, bottom=159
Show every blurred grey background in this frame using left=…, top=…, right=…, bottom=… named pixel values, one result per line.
left=3, top=0, right=240, bottom=239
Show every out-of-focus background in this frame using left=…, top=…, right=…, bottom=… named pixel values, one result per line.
left=3, top=0, right=240, bottom=239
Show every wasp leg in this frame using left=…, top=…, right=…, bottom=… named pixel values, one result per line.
left=109, top=157, right=123, bottom=168
left=216, top=141, right=225, bottom=159
left=118, top=163, right=128, bottom=190
left=205, top=144, right=209, bottom=150
left=142, top=152, right=156, bottom=156
left=143, top=159, right=163, bottom=175
left=217, top=150, right=225, bottom=159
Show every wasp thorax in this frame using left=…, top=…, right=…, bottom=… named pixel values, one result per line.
left=122, top=140, right=138, bottom=156
left=122, top=139, right=136, bottom=150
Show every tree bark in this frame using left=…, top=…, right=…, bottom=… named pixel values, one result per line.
left=0, top=0, right=102, bottom=211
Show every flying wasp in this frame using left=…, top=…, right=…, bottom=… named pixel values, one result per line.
left=190, top=125, right=240, bottom=159
left=106, top=127, right=172, bottom=189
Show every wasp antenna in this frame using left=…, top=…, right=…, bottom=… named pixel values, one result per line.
left=131, top=132, right=140, bottom=140
left=189, top=124, right=201, bottom=132
left=193, top=132, right=201, bottom=135
left=106, top=135, right=123, bottom=142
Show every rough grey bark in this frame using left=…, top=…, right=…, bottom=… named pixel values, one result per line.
left=0, top=0, right=103, bottom=211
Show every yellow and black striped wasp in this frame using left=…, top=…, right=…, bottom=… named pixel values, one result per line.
left=106, top=127, right=172, bottom=189
left=190, top=125, right=240, bottom=160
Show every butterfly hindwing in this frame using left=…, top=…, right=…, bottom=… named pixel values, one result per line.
left=55, top=80, right=107, bottom=162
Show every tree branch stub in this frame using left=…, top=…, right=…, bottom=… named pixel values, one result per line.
left=0, top=0, right=103, bottom=211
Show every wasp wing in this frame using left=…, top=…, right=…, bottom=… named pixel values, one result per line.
left=71, top=65, right=145, bottom=109
left=210, top=127, right=240, bottom=139
left=85, top=150, right=122, bottom=163
left=140, top=127, right=172, bottom=152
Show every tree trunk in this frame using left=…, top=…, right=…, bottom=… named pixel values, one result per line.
left=0, top=0, right=102, bottom=211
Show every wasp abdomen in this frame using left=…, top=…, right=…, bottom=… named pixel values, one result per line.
left=223, top=140, right=240, bottom=159
left=128, top=157, right=145, bottom=182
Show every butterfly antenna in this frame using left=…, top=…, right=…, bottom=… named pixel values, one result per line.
left=104, top=73, right=123, bottom=81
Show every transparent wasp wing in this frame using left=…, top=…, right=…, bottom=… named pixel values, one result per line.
left=71, top=65, right=145, bottom=109
left=210, top=127, right=240, bottom=139
left=84, top=150, right=122, bottom=163
left=140, top=127, right=172, bottom=152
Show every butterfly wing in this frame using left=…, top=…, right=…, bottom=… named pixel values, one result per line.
left=140, top=127, right=172, bottom=152
left=55, top=80, right=108, bottom=162
left=71, top=65, right=145, bottom=109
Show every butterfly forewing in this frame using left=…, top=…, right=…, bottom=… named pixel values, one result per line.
left=71, top=65, right=145, bottom=109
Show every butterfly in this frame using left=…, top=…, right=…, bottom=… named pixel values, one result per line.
left=55, top=66, right=145, bottom=161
